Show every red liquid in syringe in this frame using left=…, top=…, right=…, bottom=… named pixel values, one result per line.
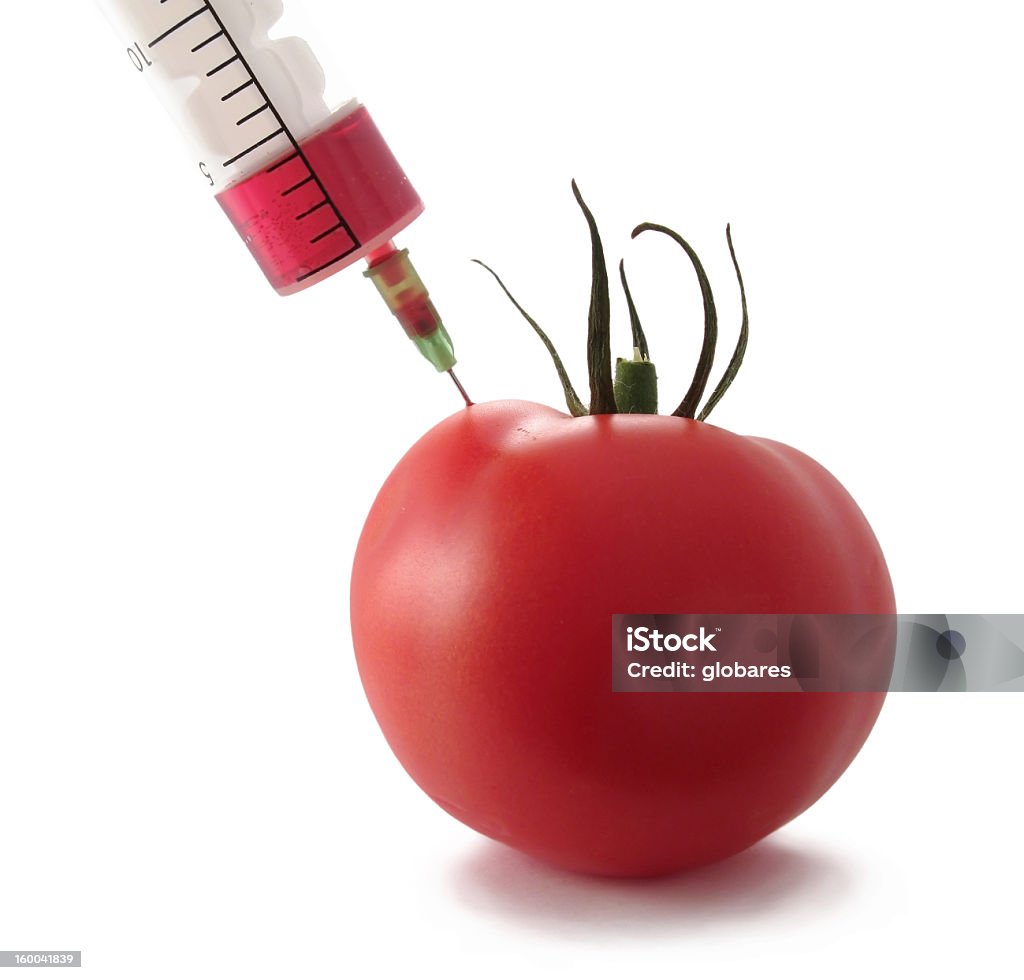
left=216, top=105, right=423, bottom=295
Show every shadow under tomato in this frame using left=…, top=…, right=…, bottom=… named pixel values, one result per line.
left=448, top=835, right=856, bottom=937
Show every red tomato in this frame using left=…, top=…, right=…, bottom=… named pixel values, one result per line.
left=350, top=399, right=894, bottom=876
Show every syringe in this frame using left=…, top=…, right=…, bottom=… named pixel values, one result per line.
left=95, top=0, right=470, bottom=403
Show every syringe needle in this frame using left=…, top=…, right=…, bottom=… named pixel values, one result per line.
left=448, top=369, right=473, bottom=407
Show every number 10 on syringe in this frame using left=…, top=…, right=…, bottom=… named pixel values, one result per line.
left=96, top=0, right=468, bottom=396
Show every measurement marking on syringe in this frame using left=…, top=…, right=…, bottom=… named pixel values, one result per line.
left=149, top=4, right=211, bottom=48
left=237, top=104, right=270, bottom=126
left=282, top=176, right=314, bottom=196
left=266, top=153, right=299, bottom=174
left=221, top=80, right=255, bottom=102
left=207, top=54, right=240, bottom=77
left=295, top=201, right=329, bottom=221
left=222, top=128, right=285, bottom=167
left=296, top=252, right=359, bottom=283
left=191, top=31, right=224, bottom=53
left=310, top=224, right=344, bottom=245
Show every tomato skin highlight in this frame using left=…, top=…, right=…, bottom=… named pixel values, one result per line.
left=351, top=400, right=895, bottom=876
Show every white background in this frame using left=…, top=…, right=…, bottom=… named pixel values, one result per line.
left=1, top=1, right=1022, bottom=977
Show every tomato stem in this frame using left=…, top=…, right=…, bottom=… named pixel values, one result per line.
left=614, top=348, right=659, bottom=414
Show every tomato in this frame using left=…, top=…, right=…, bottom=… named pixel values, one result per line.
left=350, top=400, right=894, bottom=876
left=351, top=184, right=894, bottom=876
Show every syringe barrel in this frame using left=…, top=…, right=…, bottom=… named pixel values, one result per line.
left=95, top=0, right=423, bottom=294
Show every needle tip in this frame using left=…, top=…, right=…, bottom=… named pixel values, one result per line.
left=448, top=369, right=473, bottom=407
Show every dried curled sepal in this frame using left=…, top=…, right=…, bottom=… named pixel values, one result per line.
left=631, top=223, right=718, bottom=419
left=572, top=181, right=617, bottom=416
left=618, top=260, right=650, bottom=362
left=472, top=259, right=588, bottom=417
left=698, top=225, right=749, bottom=422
